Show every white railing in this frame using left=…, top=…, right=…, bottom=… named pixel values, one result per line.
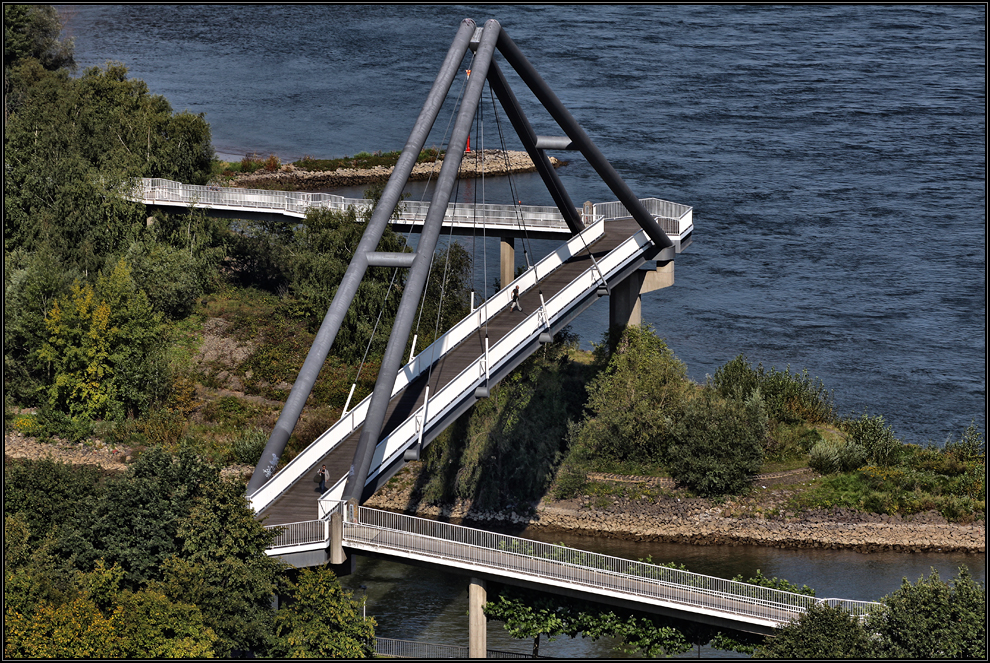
left=346, top=507, right=882, bottom=626
left=348, top=229, right=656, bottom=497
left=267, top=519, right=329, bottom=550
left=263, top=505, right=881, bottom=627
left=374, top=638, right=536, bottom=659
left=127, top=179, right=693, bottom=239
left=247, top=218, right=607, bottom=512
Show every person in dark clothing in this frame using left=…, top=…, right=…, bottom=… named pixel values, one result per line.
left=317, top=464, right=328, bottom=492
left=510, top=285, right=523, bottom=312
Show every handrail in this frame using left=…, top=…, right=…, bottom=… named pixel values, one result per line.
left=126, top=178, right=693, bottom=237
left=263, top=506, right=881, bottom=627
left=346, top=507, right=883, bottom=625
left=247, top=218, right=607, bottom=511
left=340, top=230, right=656, bottom=496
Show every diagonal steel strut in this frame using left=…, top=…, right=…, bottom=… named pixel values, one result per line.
left=341, top=19, right=504, bottom=505
left=246, top=18, right=478, bottom=495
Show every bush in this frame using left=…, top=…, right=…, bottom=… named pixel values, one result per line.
left=808, top=437, right=866, bottom=475
left=667, top=389, right=766, bottom=497
left=710, top=355, right=835, bottom=426
left=944, top=421, right=985, bottom=461
left=233, top=427, right=268, bottom=466
left=846, top=412, right=900, bottom=466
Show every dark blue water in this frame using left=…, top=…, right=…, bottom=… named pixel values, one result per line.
left=63, top=5, right=985, bottom=448
left=61, top=6, right=985, bottom=655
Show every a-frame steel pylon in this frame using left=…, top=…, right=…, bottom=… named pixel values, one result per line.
left=246, top=19, right=673, bottom=505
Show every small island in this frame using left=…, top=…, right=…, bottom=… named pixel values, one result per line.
left=218, top=149, right=567, bottom=191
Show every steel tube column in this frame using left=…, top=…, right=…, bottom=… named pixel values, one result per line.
left=495, top=30, right=673, bottom=251
left=245, top=19, right=477, bottom=495
left=486, top=60, right=584, bottom=234
left=343, top=20, right=503, bottom=505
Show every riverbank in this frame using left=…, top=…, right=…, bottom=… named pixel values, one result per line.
left=6, top=435, right=982, bottom=554
left=364, top=463, right=986, bottom=555
left=228, top=149, right=564, bottom=191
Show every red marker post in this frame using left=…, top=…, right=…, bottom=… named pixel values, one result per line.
left=465, top=70, right=472, bottom=153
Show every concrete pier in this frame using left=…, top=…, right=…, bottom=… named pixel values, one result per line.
left=469, top=577, right=487, bottom=658
left=609, top=259, right=674, bottom=328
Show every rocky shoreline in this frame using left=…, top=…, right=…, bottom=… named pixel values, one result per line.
left=365, top=465, right=986, bottom=555
left=6, top=435, right=983, bottom=554
left=230, top=149, right=564, bottom=191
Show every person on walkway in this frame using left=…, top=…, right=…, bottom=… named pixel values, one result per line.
left=317, top=464, right=328, bottom=493
left=510, top=285, right=523, bottom=312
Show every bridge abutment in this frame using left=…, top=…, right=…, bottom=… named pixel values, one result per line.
left=469, top=577, right=487, bottom=658
left=609, top=259, right=674, bottom=328
left=500, top=236, right=515, bottom=289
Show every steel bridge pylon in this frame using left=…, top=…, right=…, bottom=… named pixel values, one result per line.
left=247, top=18, right=675, bottom=507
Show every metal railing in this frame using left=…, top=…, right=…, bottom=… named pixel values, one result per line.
left=345, top=507, right=882, bottom=626
left=265, top=504, right=881, bottom=628
left=126, top=179, right=693, bottom=238
left=375, top=638, right=539, bottom=659
left=267, top=519, right=328, bottom=550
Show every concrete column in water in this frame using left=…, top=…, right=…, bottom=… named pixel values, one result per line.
left=609, top=259, right=674, bottom=328
left=500, top=236, right=515, bottom=288
left=469, top=577, right=487, bottom=658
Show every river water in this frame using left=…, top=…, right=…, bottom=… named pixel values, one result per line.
left=61, top=5, right=985, bottom=656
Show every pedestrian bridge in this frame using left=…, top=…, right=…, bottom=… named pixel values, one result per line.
left=128, top=177, right=693, bottom=248
left=265, top=501, right=881, bottom=636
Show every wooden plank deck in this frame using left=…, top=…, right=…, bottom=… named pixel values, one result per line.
left=257, top=219, right=643, bottom=526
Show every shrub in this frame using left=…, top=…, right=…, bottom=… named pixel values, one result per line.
left=233, top=427, right=268, bottom=466
left=944, top=421, right=985, bottom=461
left=264, top=153, right=281, bottom=171
left=709, top=355, right=835, bottom=426
left=808, top=437, right=866, bottom=475
left=667, top=389, right=766, bottom=497
left=846, top=412, right=900, bottom=466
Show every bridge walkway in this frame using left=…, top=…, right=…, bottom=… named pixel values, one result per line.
left=257, top=219, right=639, bottom=527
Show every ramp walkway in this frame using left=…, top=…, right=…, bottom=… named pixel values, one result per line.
left=249, top=204, right=690, bottom=521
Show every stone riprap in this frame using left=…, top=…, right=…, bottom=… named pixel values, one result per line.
left=365, top=466, right=985, bottom=555
left=231, top=150, right=564, bottom=191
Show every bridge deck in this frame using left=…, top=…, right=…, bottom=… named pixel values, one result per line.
left=257, top=219, right=640, bottom=526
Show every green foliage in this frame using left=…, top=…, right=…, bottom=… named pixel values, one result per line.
left=233, top=426, right=269, bottom=465
left=575, top=326, right=691, bottom=466
left=944, top=421, right=986, bottom=462
left=292, top=147, right=442, bottom=173
left=808, top=436, right=867, bottom=475
left=3, top=248, right=78, bottom=405
left=418, top=331, right=585, bottom=510
left=3, top=4, right=75, bottom=73
left=272, top=566, right=376, bottom=658
left=757, top=568, right=987, bottom=659
left=5, top=59, right=213, bottom=273
left=38, top=258, right=168, bottom=420
left=667, top=389, right=766, bottom=497
left=730, top=569, right=815, bottom=596
left=846, top=412, right=901, bottom=466
left=710, top=354, right=835, bottom=426
left=154, top=479, right=285, bottom=657
left=4, top=457, right=106, bottom=543
left=867, top=567, right=986, bottom=658
left=754, top=601, right=872, bottom=658
left=283, top=205, right=407, bottom=363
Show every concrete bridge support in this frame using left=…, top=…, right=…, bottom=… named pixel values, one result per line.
left=469, top=577, right=487, bottom=658
left=609, top=259, right=674, bottom=328
left=500, top=236, right=515, bottom=289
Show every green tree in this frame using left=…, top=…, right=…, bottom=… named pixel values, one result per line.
left=272, top=566, right=376, bottom=658
left=3, top=248, right=78, bottom=405
left=573, top=325, right=691, bottom=467
left=868, top=567, right=986, bottom=658
left=154, top=479, right=286, bottom=657
left=38, top=258, right=167, bottom=420
left=3, top=458, right=106, bottom=544
left=667, top=388, right=766, bottom=497
left=754, top=602, right=872, bottom=658
left=3, top=4, right=74, bottom=74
